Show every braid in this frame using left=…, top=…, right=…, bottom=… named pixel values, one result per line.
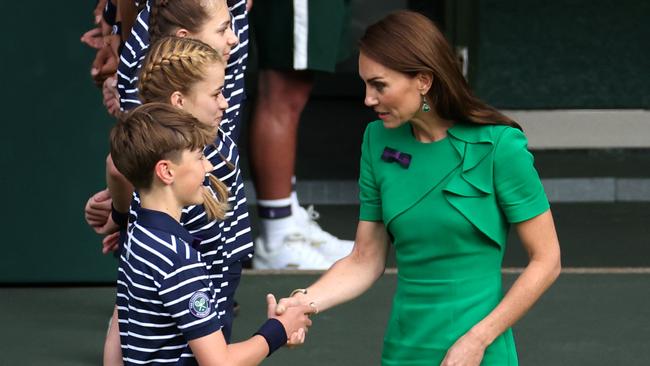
left=139, top=36, right=223, bottom=104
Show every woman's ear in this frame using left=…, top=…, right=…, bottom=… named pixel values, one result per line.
left=154, top=160, right=175, bottom=185
left=175, top=28, right=190, bottom=38
left=416, top=72, right=433, bottom=95
left=169, top=91, right=185, bottom=109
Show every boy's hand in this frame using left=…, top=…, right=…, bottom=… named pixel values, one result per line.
left=266, top=294, right=314, bottom=347
left=85, top=189, right=112, bottom=229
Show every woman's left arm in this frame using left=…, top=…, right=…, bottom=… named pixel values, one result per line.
left=441, top=210, right=561, bottom=366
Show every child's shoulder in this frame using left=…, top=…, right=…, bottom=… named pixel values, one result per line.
left=127, top=223, right=203, bottom=273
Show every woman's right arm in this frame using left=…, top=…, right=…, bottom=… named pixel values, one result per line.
left=277, top=220, right=390, bottom=314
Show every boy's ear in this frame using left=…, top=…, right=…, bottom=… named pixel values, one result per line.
left=170, top=91, right=185, bottom=109
left=154, top=160, right=175, bottom=185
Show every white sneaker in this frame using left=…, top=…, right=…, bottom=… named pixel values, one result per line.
left=294, top=205, right=355, bottom=262
left=252, top=232, right=332, bottom=270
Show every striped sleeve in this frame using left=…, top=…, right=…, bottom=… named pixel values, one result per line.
left=157, top=247, right=223, bottom=341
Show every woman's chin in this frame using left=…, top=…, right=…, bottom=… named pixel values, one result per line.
left=382, top=119, right=401, bottom=129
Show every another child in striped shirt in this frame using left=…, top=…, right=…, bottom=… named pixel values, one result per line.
left=110, top=103, right=313, bottom=365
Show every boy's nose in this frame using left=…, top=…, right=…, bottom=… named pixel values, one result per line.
left=203, top=159, right=214, bottom=172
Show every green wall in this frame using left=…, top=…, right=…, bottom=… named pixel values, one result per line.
left=1, top=1, right=648, bottom=283
left=474, top=0, right=650, bottom=108
left=0, top=2, right=118, bottom=283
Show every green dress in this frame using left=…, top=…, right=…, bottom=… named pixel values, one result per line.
left=359, top=121, right=549, bottom=365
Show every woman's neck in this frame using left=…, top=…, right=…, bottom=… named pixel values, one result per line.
left=409, top=112, right=454, bottom=143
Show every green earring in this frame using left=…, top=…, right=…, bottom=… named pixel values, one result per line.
left=421, top=95, right=431, bottom=112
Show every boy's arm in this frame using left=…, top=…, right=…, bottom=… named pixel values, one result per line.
left=160, top=248, right=314, bottom=365
left=84, top=153, right=132, bottom=237
left=189, top=331, right=268, bottom=366
left=106, top=153, right=133, bottom=214
left=189, top=295, right=314, bottom=366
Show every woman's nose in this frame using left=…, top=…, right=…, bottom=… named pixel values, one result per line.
left=364, top=93, right=378, bottom=107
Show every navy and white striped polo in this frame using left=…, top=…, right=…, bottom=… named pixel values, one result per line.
left=128, top=126, right=253, bottom=340
left=116, top=208, right=222, bottom=365
left=221, top=0, right=249, bottom=142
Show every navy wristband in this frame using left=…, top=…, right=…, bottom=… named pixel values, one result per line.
left=111, top=204, right=128, bottom=229
left=254, top=319, right=287, bottom=356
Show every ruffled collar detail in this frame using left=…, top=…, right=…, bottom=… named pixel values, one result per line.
left=445, top=123, right=496, bottom=196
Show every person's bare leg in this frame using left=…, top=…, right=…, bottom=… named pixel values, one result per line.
left=103, top=305, right=123, bottom=366
left=249, top=69, right=313, bottom=200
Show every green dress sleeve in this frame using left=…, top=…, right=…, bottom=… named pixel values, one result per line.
left=494, top=128, right=550, bottom=223
left=358, top=124, right=383, bottom=221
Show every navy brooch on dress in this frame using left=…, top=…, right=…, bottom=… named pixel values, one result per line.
left=381, top=147, right=412, bottom=169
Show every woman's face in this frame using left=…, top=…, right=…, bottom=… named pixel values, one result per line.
left=181, top=63, right=228, bottom=128
left=189, top=1, right=239, bottom=61
left=358, top=51, right=425, bottom=128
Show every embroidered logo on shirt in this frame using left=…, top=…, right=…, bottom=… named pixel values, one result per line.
left=189, top=292, right=211, bottom=318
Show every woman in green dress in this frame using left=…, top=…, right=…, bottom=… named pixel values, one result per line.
left=276, top=10, right=561, bottom=365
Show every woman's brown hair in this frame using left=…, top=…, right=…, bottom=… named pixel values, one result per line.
left=359, top=10, right=520, bottom=129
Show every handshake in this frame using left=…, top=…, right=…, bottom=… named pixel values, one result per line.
left=265, top=289, right=318, bottom=347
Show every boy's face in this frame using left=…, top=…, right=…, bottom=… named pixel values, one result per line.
left=170, top=148, right=213, bottom=206
left=183, top=63, right=228, bottom=129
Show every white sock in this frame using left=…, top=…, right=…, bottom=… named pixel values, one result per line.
left=258, top=197, right=295, bottom=251
left=290, top=176, right=305, bottom=223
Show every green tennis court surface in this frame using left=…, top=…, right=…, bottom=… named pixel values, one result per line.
left=2, top=271, right=649, bottom=365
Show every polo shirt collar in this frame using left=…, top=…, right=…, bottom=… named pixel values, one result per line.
left=135, top=208, right=200, bottom=248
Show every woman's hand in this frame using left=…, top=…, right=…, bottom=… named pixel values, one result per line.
left=440, top=331, right=487, bottom=366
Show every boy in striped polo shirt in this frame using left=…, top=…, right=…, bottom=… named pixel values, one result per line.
left=111, top=103, right=313, bottom=365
